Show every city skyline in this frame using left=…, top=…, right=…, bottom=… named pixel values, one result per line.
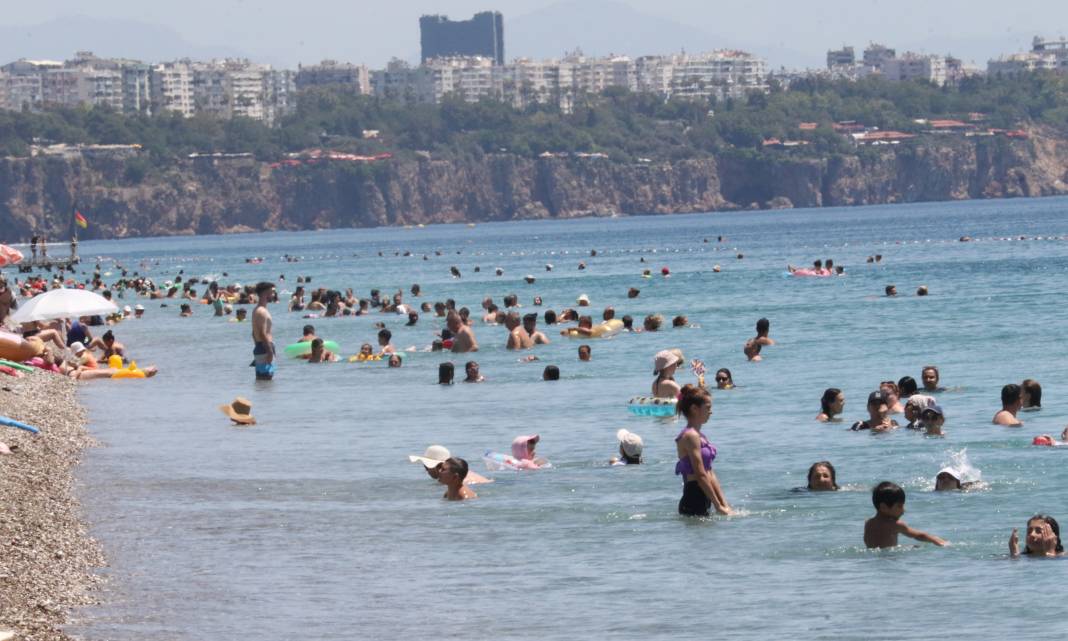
left=1, top=0, right=1065, bottom=71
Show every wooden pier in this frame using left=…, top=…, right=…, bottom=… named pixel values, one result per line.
left=14, top=241, right=80, bottom=272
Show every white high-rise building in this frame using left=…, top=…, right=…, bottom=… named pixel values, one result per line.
left=151, top=61, right=195, bottom=117
left=881, top=53, right=947, bottom=86
left=670, top=51, right=767, bottom=101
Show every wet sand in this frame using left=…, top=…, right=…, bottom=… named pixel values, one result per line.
left=0, top=371, right=104, bottom=640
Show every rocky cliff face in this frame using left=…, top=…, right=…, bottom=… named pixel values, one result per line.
left=2, top=127, right=1066, bottom=241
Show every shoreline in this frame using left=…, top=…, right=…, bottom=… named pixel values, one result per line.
left=0, top=371, right=104, bottom=641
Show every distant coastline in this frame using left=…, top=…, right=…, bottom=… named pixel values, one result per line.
left=2, top=124, right=1067, bottom=241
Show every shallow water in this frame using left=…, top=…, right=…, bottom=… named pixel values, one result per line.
left=67, top=197, right=1068, bottom=640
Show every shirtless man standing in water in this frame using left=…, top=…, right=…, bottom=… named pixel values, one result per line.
left=505, top=311, right=533, bottom=350
left=447, top=311, right=478, bottom=353
left=252, top=281, right=276, bottom=380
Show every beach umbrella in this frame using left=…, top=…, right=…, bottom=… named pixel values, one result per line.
left=9, top=288, right=117, bottom=323
left=0, top=244, right=23, bottom=266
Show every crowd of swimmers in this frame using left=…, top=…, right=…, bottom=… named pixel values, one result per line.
left=4, top=253, right=1063, bottom=557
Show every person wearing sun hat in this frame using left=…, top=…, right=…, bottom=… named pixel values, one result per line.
left=576, top=294, right=590, bottom=306
left=611, top=429, right=644, bottom=465
left=219, top=397, right=256, bottom=425
left=409, top=445, right=492, bottom=484
left=652, top=349, right=683, bottom=399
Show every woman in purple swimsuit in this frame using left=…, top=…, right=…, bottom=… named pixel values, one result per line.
left=675, top=385, right=732, bottom=516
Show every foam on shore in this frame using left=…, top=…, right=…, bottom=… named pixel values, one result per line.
left=0, top=371, right=104, bottom=640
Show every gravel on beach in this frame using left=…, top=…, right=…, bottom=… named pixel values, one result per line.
left=0, top=371, right=104, bottom=641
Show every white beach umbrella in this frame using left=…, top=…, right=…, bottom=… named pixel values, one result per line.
left=9, top=288, right=118, bottom=323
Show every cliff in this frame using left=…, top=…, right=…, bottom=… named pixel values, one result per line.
left=2, top=126, right=1066, bottom=240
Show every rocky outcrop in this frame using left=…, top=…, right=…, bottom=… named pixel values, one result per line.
left=1, top=126, right=1066, bottom=240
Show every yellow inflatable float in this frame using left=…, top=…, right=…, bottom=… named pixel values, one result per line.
left=564, top=318, right=624, bottom=339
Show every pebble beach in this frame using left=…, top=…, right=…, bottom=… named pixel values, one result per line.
left=0, top=371, right=103, bottom=641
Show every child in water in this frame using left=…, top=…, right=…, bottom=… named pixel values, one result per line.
left=511, top=434, right=548, bottom=469
left=610, top=429, right=643, bottom=465
left=864, top=481, right=947, bottom=549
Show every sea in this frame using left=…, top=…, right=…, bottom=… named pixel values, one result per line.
left=63, top=196, right=1068, bottom=640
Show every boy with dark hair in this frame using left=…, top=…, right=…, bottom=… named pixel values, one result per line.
left=864, top=481, right=947, bottom=549
left=993, top=384, right=1023, bottom=426
left=438, top=457, right=476, bottom=500
left=377, top=328, right=395, bottom=354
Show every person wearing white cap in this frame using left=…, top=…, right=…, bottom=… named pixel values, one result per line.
left=611, top=429, right=643, bottom=465
left=134, top=304, right=145, bottom=318
left=70, top=340, right=98, bottom=371
left=408, top=445, right=492, bottom=484
left=123, top=305, right=133, bottom=318
left=576, top=294, right=590, bottom=306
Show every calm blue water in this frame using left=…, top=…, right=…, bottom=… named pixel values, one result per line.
left=63, top=197, right=1068, bottom=640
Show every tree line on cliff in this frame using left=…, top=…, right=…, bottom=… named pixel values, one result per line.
left=0, top=72, right=1065, bottom=171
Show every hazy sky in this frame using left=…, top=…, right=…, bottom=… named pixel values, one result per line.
left=1, top=0, right=1064, bottom=69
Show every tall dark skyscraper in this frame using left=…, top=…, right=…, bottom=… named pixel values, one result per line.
left=419, top=11, right=505, bottom=65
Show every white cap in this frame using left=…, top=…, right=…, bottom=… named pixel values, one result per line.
left=123, top=305, right=132, bottom=313
left=616, top=429, right=644, bottom=458
left=134, top=304, right=145, bottom=311
left=71, top=342, right=86, bottom=355
left=577, top=294, right=590, bottom=304
left=408, top=444, right=450, bottom=468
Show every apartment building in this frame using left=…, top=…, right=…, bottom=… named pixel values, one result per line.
left=122, top=64, right=153, bottom=116
left=669, top=51, right=768, bottom=100
left=295, top=60, right=371, bottom=94
left=881, top=53, right=947, bottom=86
left=150, top=61, right=196, bottom=117
left=989, top=36, right=1068, bottom=76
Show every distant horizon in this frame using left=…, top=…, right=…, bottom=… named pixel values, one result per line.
left=0, top=1, right=1063, bottom=71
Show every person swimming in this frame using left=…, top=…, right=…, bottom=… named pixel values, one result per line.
left=651, top=350, right=682, bottom=399
left=816, top=388, right=844, bottom=422
left=1010, top=514, right=1064, bottom=557
left=610, top=429, right=643, bottom=465
left=807, top=461, right=839, bottom=491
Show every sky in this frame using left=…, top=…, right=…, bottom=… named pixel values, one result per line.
left=0, top=0, right=1064, bottom=70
